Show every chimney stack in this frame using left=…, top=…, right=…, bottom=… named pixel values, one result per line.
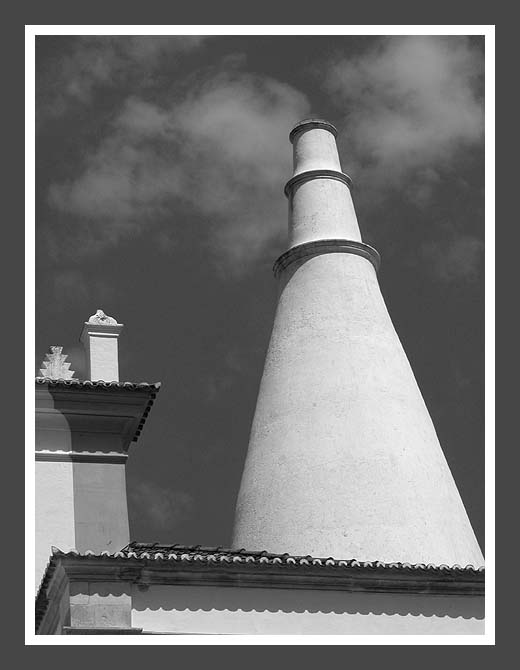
left=231, top=119, right=483, bottom=567
left=35, top=312, right=160, bottom=589
left=80, top=310, right=124, bottom=381
left=286, top=119, right=361, bottom=246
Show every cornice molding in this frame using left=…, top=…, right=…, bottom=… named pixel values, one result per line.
left=35, top=451, right=128, bottom=464
left=273, top=239, right=381, bottom=278
left=289, top=119, right=338, bottom=143
left=44, top=552, right=486, bottom=597
left=284, top=169, right=353, bottom=198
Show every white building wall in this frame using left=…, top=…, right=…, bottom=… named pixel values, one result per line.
left=131, top=584, right=484, bottom=635
left=35, top=460, right=75, bottom=590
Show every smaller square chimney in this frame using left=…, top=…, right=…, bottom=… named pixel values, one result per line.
left=80, top=309, right=124, bottom=382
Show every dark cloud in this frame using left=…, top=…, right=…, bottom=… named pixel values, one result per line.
left=129, top=481, right=194, bottom=532
left=37, top=36, right=206, bottom=120
left=420, top=234, right=484, bottom=283
left=52, top=269, right=116, bottom=304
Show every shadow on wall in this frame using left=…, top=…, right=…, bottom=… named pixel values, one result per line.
left=126, top=583, right=483, bottom=620
left=36, top=386, right=131, bottom=455
left=35, top=385, right=132, bottom=560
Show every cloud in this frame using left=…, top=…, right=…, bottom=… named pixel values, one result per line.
left=42, top=37, right=483, bottom=276
left=52, top=269, right=116, bottom=306
left=129, top=480, right=194, bottom=530
left=47, top=71, right=310, bottom=270
left=205, top=348, right=247, bottom=402
left=420, top=234, right=484, bottom=283
left=323, top=37, right=484, bottom=198
left=37, top=36, right=206, bottom=119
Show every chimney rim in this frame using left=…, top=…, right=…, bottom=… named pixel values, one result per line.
left=289, top=118, right=338, bottom=144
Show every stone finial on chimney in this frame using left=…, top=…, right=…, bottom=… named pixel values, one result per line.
left=87, top=309, right=118, bottom=326
left=39, top=346, right=75, bottom=380
left=80, top=309, right=124, bottom=382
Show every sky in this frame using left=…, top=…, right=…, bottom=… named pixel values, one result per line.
left=35, top=34, right=485, bottom=552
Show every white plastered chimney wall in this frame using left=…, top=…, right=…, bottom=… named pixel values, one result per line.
left=231, top=119, right=484, bottom=568
left=80, top=309, right=124, bottom=381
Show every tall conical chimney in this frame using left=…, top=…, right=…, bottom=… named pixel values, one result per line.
left=231, top=119, right=484, bottom=567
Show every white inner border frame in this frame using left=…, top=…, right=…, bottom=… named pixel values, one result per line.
left=25, top=24, right=495, bottom=646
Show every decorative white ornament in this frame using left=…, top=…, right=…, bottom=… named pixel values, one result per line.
left=39, top=346, right=75, bottom=379
left=87, top=309, right=118, bottom=325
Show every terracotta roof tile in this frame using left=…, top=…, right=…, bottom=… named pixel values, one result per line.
left=35, top=377, right=161, bottom=391
left=44, top=542, right=486, bottom=575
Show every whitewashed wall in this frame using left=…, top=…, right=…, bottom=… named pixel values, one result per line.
left=132, top=584, right=484, bottom=635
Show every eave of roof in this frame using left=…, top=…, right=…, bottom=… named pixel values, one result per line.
left=123, top=542, right=485, bottom=574
left=35, top=377, right=161, bottom=392
left=35, top=377, right=161, bottom=442
left=36, top=543, right=485, bottom=630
